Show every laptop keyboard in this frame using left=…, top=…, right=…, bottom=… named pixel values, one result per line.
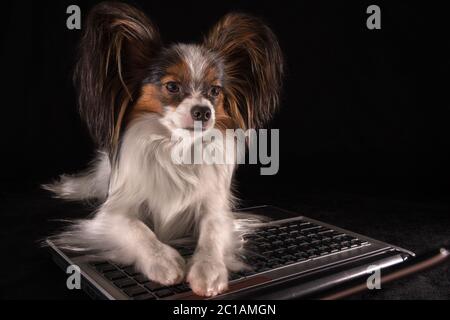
left=90, top=218, right=370, bottom=299
left=242, top=220, right=370, bottom=272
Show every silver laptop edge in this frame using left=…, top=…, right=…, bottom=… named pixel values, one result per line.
left=47, top=206, right=414, bottom=300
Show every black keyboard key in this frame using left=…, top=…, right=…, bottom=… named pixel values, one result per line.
left=301, top=226, right=323, bottom=232
left=284, top=238, right=295, bottom=244
left=114, top=278, right=136, bottom=288
left=277, top=257, right=286, bottom=264
left=134, top=274, right=150, bottom=284
left=298, top=245, right=311, bottom=253
left=332, top=232, right=346, bottom=238
left=95, top=263, right=116, bottom=273
left=281, top=255, right=296, bottom=264
left=123, top=266, right=139, bottom=276
left=306, top=232, right=320, bottom=238
left=280, top=254, right=294, bottom=260
left=295, top=253, right=308, bottom=261
left=268, top=259, right=283, bottom=269
left=351, top=239, right=365, bottom=246
left=154, top=288, right=174, bottom=298
left=272, top=240, right=283, bottom=247
left=124, top=286, right=147, bottom=297
left=134, top=293, right=156, bottom=300
left=299, top=222, right=311, bottom=227
left=172, top=283, right=191, bottom=293
left=104, top=271, right=126, bottom=281
left=256, top=256, right=269, bottom=265
left=258, top=242, right=271, bottom=250
left=144, top=281, right=165, bottom=291
left=318, top=229, right=333, bottom=235
left=251, top=236, right=265, bottom=242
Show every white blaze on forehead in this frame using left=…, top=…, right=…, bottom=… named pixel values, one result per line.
left=177, top=44, right=209, bottom=83
left=180, top=96, right=214, bottom=110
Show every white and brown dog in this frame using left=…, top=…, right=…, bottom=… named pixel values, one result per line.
left=45, top=2, right=283, bottom=297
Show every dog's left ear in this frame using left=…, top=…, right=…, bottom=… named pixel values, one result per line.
left=74, top=2, right=162, bottom=155
left=204, top=13, right=284, bottom=129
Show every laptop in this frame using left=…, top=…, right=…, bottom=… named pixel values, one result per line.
left=46, top=205, right=414, bottom=300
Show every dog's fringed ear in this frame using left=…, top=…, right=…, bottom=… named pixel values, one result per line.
left=74, top=2, right=161, bottom=154
left=204, top=13, right=284, bottom=129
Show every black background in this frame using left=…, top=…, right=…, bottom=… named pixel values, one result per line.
left=1, top=0, right=449, bottom=299
left=2, top=0, right=450, bottom=199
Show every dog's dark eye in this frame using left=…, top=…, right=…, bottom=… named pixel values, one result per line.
left=165, top=82, right=180, bottom=94
left=209, top=86, right=222, bottom=98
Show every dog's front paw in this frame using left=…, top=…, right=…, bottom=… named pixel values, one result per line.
left=139, top=244, right=186, bottom=286
left=187, top=255, right=228, bottom=297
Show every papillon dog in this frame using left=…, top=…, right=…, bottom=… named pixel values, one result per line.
left=45, top=2, right=283, bottom=297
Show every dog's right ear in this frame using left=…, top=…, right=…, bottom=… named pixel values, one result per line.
left=74, top=2, right=161, bottom=154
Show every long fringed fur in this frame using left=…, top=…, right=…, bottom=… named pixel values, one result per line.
left=42, top=151, right=110, bottom=202
left=74, top=2, right=161, bottom=154
left=46, top=211, right=266, bottom=270
left=204, top=13, right=284, bottom=129
left=45, top=114, right=265, bottom=269
left=44, top=2, right=283, bottom=296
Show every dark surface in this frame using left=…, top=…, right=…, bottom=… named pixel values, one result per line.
left=1, top=186, right=448, bottom=300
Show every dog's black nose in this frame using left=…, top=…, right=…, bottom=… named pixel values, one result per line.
left=190, top=105, right=211, bottom=122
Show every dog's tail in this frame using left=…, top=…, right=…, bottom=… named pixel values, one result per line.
left=42, top=151, right=111, bottom=201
